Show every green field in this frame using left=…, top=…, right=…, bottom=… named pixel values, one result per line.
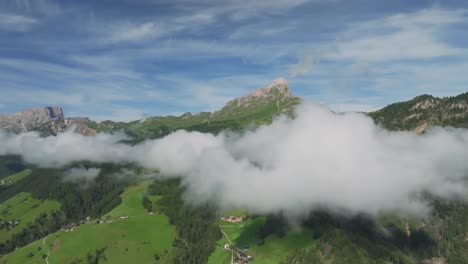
left=0, top=169, right=32, bottom=187
left=208, top=215, right=316, bottom=264
left=1, top=182, right=176, bottom=264
left=105, top=183, right=150, bottom=218
left=0, top=192, right=60, bottom=243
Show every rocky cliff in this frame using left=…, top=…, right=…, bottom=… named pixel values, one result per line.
left=0, top=107, right=96, bottom=136
left=212, top=77, right=301, bottom=120
left=369, top=93, right=468, bottom=132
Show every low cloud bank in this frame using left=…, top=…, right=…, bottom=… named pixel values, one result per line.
left=1, top=102, right=468, bottom=217
left=64, top=167, right=101, bottom=182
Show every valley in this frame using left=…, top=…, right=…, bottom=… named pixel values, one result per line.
left=0, top=80, right=467, bottom=264
left=2, top=1, right=468, bottom=263
left=1, top=182, right=175, bottom=264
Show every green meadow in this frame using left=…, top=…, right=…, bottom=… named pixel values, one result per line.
left=1, top=182, right=176, bottom=264
left=0, top=169, right=32, bottom=186
left=208, top=214, right=316, bottom=264
left=0, top=192, right=60, bottom=243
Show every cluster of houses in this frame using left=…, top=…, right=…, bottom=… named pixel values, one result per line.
left=0, top=179, right=15, bottom=185
left=0, top=219, right=20, bottom=230
left=220, top=215, right=245, bottom=223
left=223, top=244, right=253, bottom=264
left=61, top=214, right=130, bottom=231
left=61, top=222, right=77, bottom=232
left=79, top=216, right=93, bottom=224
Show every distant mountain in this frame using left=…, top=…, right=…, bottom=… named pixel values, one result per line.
left=369, top=93, right=468, bottom=133
left=0, top=78, right=301, bottom=140
left=92, top=78, right=301, bottom=142
left=1, top=81, right=468, bottom=264
left=0, top=106, right=96, bottom=136
left=2, top=80, right=467, bottom=138
left=212, top=77, right=300, bottom=120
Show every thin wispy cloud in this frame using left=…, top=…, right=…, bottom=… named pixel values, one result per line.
left=329, top=8, right=467, bottom=62
left=1, top=1, right=468, bottom=120
left=0, top=13, right=37, bottom=32
left=104, top=22, right=181, bottom=44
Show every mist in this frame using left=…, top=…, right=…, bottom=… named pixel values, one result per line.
left=64, top=167, right=101, bottom=182
left=1, top=102, right=468, bottom=217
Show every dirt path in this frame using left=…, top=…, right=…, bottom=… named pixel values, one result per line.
left=220, top=230, right=234, bottom=264
left=42, top=235, right=50, bottom=264
left=219, top=225, right=244, bottom=228
left=220, top=230, right=232, bottom=244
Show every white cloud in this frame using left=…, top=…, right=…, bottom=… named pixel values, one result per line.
left=289, top=54, right=319, bottom=78
left=90, top=107, right=147, bottom=122
left=105, top=22, right=179, bottom=44
left=328, top=8, right=467, bottom=62
left=329, top=103, right=379, bottom=113
left=0, top=13, right=37, bottom=32
left=2, top=102, right=468, bottom=218
left=3, top=0, right=62, bottom=16
left=174, top=12, right=215, bottom=25
left=331, top=28, right=463, bottom=62
left=173, top=0, right=310, bottom=22
left=228, top=23, right=294, bottom=40
left=224, top=0, right=309, bottom=21
left=64, top=167, right=101, bottom=181
left=99, top=10, right=219, bottom=45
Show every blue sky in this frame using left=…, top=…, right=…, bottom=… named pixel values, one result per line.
left=1, top=0, right=468, bottom=121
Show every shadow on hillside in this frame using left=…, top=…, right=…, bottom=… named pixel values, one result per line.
left=234, top=210, right=436, bottom=261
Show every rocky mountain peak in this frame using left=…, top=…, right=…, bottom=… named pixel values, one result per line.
left=229, top=77, right=294, bottom=108
left=0, top=106, right=65, bottom=133
left=410, top=97, right=440, bottom=110
left=10, top=106, right=64, bottom=121
left=0, top=106, right=95, bottom=136
left=242, top=77, right=292, bottom=99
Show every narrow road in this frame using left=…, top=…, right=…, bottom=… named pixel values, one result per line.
left=219, top=225, right=244, bottom=228
left=220, top=230, right=234, bottom=264
left=42, top=235, right=50, bottom=264
left=220, top=230, right=232, bottom=244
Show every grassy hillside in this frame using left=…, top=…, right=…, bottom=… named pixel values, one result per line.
left=1, top=182, right=176, bottom=264
left=369, top=93, right=468, bottom=132
left=0, top=192, right=60, bottom=243
left=1, top=90, right=468, bottom=264
left=92, top=82, right=301, bottom=143
left=207, top=209, right=463, bottom=264
left=0, top=169, right=32, bottom=187
left=208, top=216, right=317, bottom=264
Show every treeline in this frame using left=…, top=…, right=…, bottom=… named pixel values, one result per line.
left=0, top=163, right=130, bottom=221
left=0, top=211, right=66, bottom=254
left=124, top=120, right=242, bottom=144
left=423, top=200, right=468, bottom=263
left=0, top=160, right=134, bottom=255
left=277, top=210, right=438, bottom=264
left=148, top=179, right=221, bottom=264
left=0, top=155, right=25, bottom=179
left=184, top=120, right=241, bottom=134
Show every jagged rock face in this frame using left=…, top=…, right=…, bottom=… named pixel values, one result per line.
left=214, top=77, right=301, bottom=120
left=0, top=106, right=64, bottom=134
left=369, top=93, right=468, bottom=133
left=210, top=78, right=301, bottom=120
left=64, top=118, right=97, bottom=136
left=228, top=77, right=294, bottom=108
left=0, top=107, right=96, bottom=136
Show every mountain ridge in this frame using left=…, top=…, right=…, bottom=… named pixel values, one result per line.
left=2, top=80, right=468, bottom=137
left=369, top=92, right=468, bottom=133
left=0, top=78, right=301, bottom=140
left=0, top=106, right=96, bottom=136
